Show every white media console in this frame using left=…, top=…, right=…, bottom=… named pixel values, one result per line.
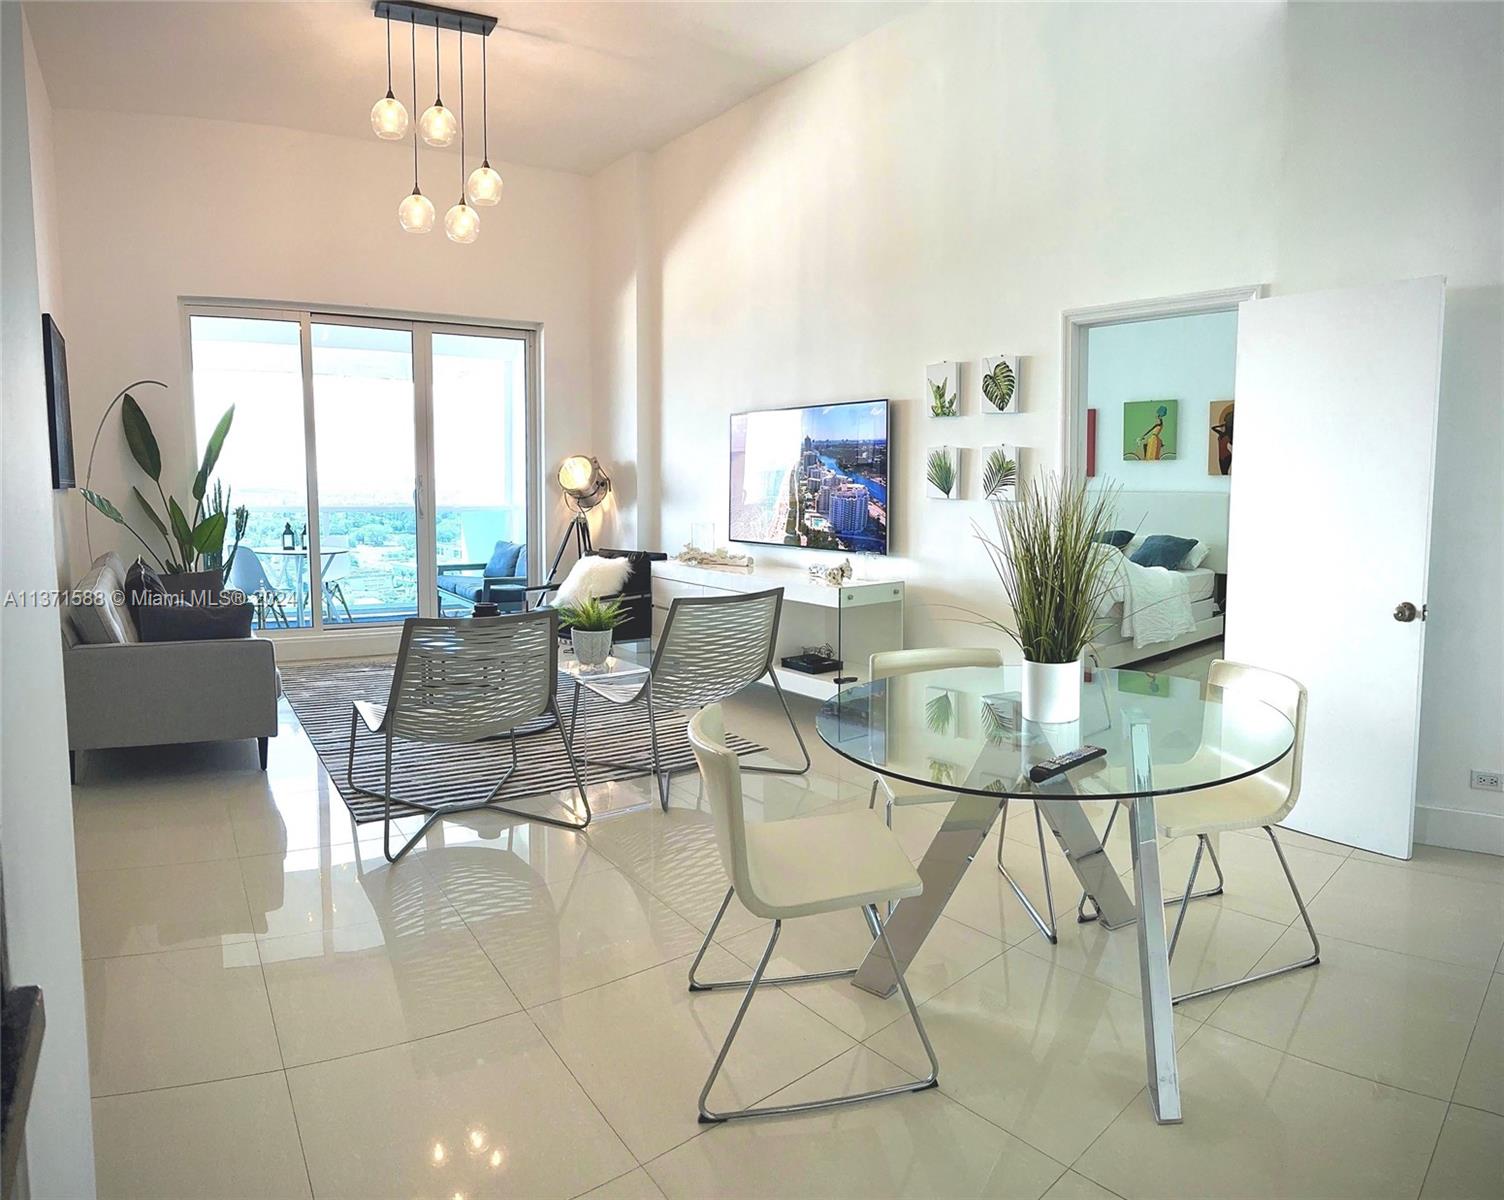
left=650, top=560, right=905, bottom=701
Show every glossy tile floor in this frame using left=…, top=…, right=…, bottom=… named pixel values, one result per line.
left=74, top=688, right=1504, bottom=1199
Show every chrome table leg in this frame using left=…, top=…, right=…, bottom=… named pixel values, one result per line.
left=1126, top=714, right=1181, bottom=1124
left=851, top=790, right=996, bottom=997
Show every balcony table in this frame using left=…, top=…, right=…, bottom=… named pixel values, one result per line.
left=251, top=546, right=352, bottom=626
left=814, top=664, right=1296, bottom=1124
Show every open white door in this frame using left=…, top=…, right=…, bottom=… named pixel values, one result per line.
left=1226, top=277, right=1445, bottom=858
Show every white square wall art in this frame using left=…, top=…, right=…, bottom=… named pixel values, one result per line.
left=979, top=444, right=1018, bottom=501
left=925, top=445, right=960, bottom=500
left=926, top=361, right=960, bottom=417
left=980, top=354, right=1020, bottom=413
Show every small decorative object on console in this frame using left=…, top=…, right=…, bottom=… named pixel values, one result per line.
left=807, top=557, right=852, bottom=587
left=676, top=543, right=756, bottom=572
left=780, top=644, right=843, bottom=676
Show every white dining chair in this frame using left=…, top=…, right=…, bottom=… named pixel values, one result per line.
left=866, top=648, right=1061, bottom=942
left=1151, top=658, right=1318, bottom=1003
left=684, top=704, right=940, bottom=1123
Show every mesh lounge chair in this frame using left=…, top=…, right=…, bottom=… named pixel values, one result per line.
left=567, top=587, right=811, bottom=810
left=346, top=609, right=590, bottom=863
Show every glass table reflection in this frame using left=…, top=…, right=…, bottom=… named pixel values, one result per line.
left=815, top=664, right=1296, bottom=1124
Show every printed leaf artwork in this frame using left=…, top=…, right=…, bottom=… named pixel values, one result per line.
left=982, top=358, right=1016, bottom=412
left=926, top=447, right=957, bottom=497
left=981, top=448, right=1017, bottom=499
left=928, top=376, right=958, bottom=417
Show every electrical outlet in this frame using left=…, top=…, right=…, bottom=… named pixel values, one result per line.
left=1471, top=770, right=1503, bottom=792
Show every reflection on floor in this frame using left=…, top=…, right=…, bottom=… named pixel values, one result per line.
left=73, top=681, right=1503, bottom=1200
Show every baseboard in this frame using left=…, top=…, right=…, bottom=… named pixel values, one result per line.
left=267, top=627, right=402, bottom=662
left=1414, top=805, right=1504, bottom=857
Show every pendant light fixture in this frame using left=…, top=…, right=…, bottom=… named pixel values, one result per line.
left=444, top=29, right=480, bottom=244
left=370, top=9, right=409, bottom=139
left=418, top=21, right=457, bottom=147
left=466, top=28, right=503, bottom=206
left=397, top=19, right=435, bottom=233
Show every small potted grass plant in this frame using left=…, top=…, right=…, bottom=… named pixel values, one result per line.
left=960, top=474, right=1118, bottom=722
left=556, top=595, right=626, bottom=668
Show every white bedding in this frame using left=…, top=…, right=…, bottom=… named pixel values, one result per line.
left=1095, top=551, right=1206, bottom=649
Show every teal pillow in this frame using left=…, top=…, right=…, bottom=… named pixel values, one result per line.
left=1094, top=530, right=1134, bottom=549
left=485, top=541, right=523, bottom=577
left=1131, top=535, right=1198, bottom=569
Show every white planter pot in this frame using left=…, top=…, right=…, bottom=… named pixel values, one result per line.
left=1021, top=658, right=1082, bottom=724
left=571, top=628, right=612, bottom=668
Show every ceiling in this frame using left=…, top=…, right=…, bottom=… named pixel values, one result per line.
left=24, top=1, right=920, bottom=175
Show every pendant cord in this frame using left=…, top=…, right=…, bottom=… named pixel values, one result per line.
left=384, top=11, right=393, bottom=93
left=458, top=30, right=467, bottom=193
left=433, top=22, right=441, bottom=104
left=410, top=19, right=419, bottom=190
left=481, top=33, right=489, bottom=162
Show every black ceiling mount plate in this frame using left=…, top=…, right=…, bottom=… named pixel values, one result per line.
left=373, top=1, right=498, bottom=37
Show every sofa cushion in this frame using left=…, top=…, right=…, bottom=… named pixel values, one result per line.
left=124, top=559, right=168, bottom=615
left=66, top=553, right=139, bottom=644
left=437, top=573, right=486, bottom=604
left=135, top=598, right=255, bottom=642
left=484, top=541, right=523, bottom=578
left=552, top=555, right=633, bottom=607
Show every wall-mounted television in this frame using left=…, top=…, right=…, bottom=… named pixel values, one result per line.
left=42, top=314, right=75, bottom=490
left=729, top=398, right=889, bottom=555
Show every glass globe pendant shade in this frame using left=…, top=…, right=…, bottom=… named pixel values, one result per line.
left=398, top=188, right=436, bottom=234
left=445, top=198, right=480, bottom=244
left=466, top=161, right=504, bottom=206
left=370, top=91, right=409, bottom=140
left=419, top=101, right=457, bottom=147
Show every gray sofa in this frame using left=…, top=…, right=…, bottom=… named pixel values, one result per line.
left=62, top=552, right=279, bottom=781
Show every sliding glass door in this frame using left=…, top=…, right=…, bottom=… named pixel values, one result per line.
left=187, top=305, right=536, bottom=634
left=430, top=329, right=530, bottom=616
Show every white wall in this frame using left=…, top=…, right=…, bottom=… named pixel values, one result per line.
left=595, top=1, right=1502, bottom=850
left=48, top=108, right=595, bottom=595
left=1, top=9, right=98, bottom=1196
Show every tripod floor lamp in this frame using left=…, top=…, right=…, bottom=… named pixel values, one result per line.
left=548, top=455, right=612, bottom=582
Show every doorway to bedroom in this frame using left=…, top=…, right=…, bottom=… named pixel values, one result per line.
left=1064, top=287, right=1255, bottom=680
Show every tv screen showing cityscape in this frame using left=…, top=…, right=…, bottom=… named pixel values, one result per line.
left=729, top=399, right=889, bottom=555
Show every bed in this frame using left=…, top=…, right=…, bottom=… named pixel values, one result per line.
left=1087, top=490, right=1228, bottom=669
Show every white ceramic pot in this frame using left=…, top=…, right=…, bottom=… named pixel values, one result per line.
left=1021, top=658, right=1082, bottom=724
left=570, top=628, right=612, bottom=667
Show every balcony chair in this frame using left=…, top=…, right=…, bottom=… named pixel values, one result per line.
left=684, top=704, right=939, bottom=1122
left=345, top=609, right=590, bottom=863
left=227, top=547, right=291, bottom=629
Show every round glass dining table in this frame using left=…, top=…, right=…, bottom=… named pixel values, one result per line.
left=814, top=664, right=1296, bottom=1125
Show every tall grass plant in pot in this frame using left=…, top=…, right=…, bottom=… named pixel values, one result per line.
left=964, top=475, right=1118, bottom=722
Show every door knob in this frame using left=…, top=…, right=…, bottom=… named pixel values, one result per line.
left=1393, top=601, right=1423, bottom=623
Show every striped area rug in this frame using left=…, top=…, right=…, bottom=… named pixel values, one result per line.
left=280, top=658, right=766, bottom=823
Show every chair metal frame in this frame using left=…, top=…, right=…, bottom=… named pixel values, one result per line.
left=570, top=588, right=811, bottom=810
left=346, top=609, right=591, bottom=863
left=685, top=706, right=938, bottom=1124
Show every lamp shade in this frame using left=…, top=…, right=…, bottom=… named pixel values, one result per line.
left=559, top=455, right=610, bottom=509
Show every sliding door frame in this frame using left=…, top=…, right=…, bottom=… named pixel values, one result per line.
left=182, top=298, right=542, bottom=648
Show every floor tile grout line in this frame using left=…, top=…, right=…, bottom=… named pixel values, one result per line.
left=1445, top=971, right=1495, bottom=1107
left=1414, top=1099, right=1453, bottom=1200
left=91, top=1066, right=288, bottom=1103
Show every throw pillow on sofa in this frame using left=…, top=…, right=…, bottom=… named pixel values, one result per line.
left=135, top=598, right=255, bottom=642
left=65, top=552, right=139, bottom=644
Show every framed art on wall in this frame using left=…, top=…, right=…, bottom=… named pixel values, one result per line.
left=980, top=445, right=1017, bottom=501
left=1208, top=399, right=1234, bottom=475
left=925, top=446, right=960, bottom=499
left=1123, top=399, right=1178, bottom=461
left=979, top=355, right=1019, bottom=413
left=926, top=362, right=959, bottom=417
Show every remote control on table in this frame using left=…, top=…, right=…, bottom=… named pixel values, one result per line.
left=1028, top=745, right=1107, bottom=784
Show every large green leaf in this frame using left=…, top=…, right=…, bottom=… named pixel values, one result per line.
left=167, top=496, right=194, bottom=563
left=121, top=393, right=162, bottom=481
left=82, top=489, right=125, bottom=524
left=132, top=486, right=171, bottom=543
left=192, top=406, right=235, bottom=502
left=981, top=359, right=1016, bottom=411
left=192, top=511, right=228, bottom=555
